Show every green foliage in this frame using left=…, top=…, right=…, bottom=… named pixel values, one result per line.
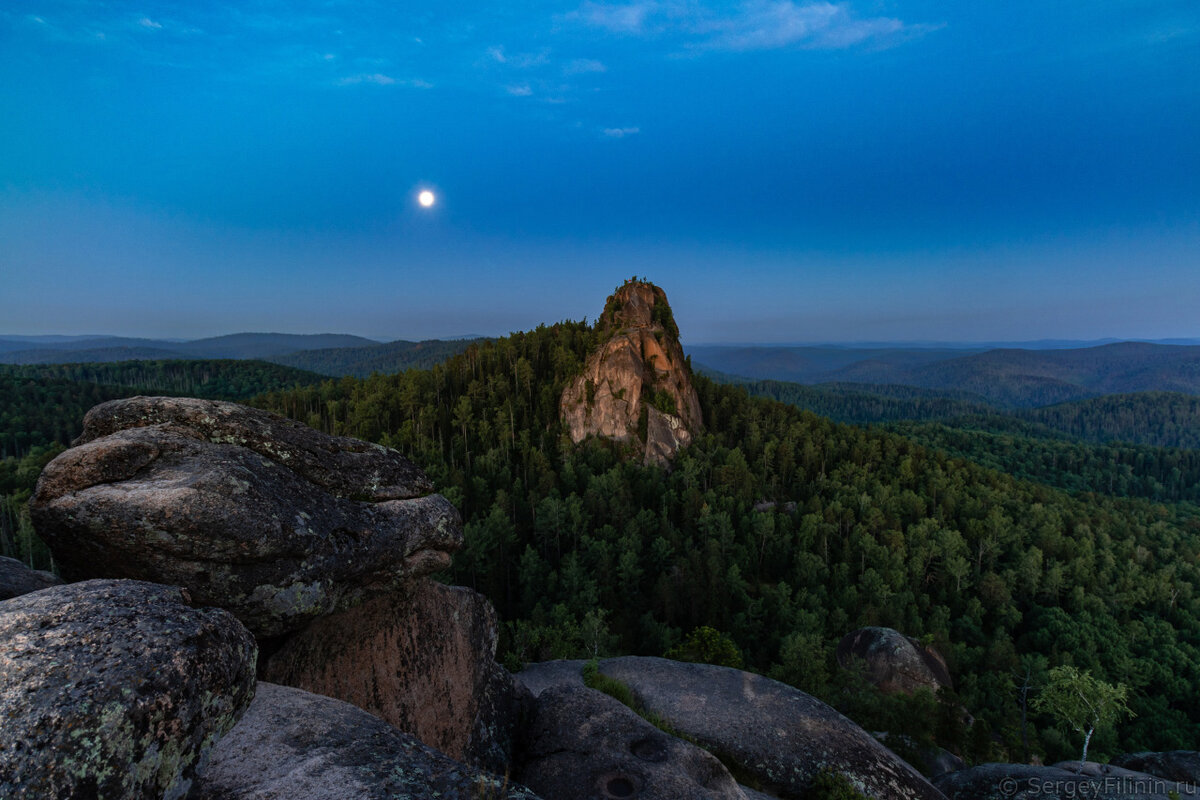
left=665, top=626, right=744, bottom=668
left=806, top=768, right=868, bottom=799
left=648, top=387, right=678, bottom=417
left=11, top=318, right=1200, bottom=765
left=651, top=293, right=680, bottom=339
left=887, top=419, right=1200, bottom=504
left=1033, top=665, right=1133, bottom=767
left=249, top=321, right=1200, bottom=761
left=0, top=360, right=322, bottom=458
left=581, top=658, right=694, bottom=744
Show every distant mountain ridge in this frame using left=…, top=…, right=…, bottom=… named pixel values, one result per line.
left=0, top=332, right=478, bottom=376
left=691, top=341, right=1200, bottom=408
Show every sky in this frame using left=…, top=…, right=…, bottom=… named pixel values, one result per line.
left=2, top=1, right=1198, bottom=343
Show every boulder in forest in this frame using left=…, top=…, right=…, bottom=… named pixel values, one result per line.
left=560, top=280, right=703, bottom=466
left=30, top=396, right=462, bottom=638
left=0, top=554, right=61, bottom=600
left=0, top=579, right=256, bottom=800
left=836, top=627, right=952, bottom=696
left=191, top=682, right=541, bottom=800
left=261, top=577, right=528, bottom=773
left=516, top=685, right=747, bottom=800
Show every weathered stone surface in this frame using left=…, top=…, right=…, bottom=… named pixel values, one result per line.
left=0, top=554, right=61, bottom=600
left=0, top=579, right=256, bottom=800
left=935, top=762, right=1198, bottom=799
left=65, top=395, right=431, bottom=499
left=192, top=682, right=541, bottom=800
left=596, top=656, right=944, bottom=800
left=836, top=627, right=952, bottom=695
left=516, top=658, right=589, bottom=697
left=560, top=281, right=702, bottom=466
left=261, top=578, right=528, bottom=772
left=516, top=685, right=747, bottom=800
left=30, top=396, right=462, bottom=638
left=1112, top=751, right=1200, bottom=784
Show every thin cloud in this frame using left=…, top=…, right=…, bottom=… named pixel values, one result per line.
left=487, top=45, right=550, bottom=68
left=338, top=73, right=396, bottom=85
left=603, top=126, right=641, bottom=137
left=335, top=74, right=432, bottom=88
left=506, top=83, right=534, bottom=96
left=570, top=0, right=936, bottom=51
left=564, top=58, right=607, bottom=75
left=138, top=17, right=163, bottom=30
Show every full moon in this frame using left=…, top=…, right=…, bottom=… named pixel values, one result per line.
left=418, top=190, right=435, bottom=208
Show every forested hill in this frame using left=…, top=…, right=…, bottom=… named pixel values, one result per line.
left=0, top=360, right=323, bottom=457
left=253, top=319, right=1200, bottom=765
left=270, top=338, right=478, bottom=377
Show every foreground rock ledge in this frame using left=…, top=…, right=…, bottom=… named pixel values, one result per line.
left=517, top=685, right=747, bottom=800
left=191, top=682, right=540, bottom=800
left=518, top=656, right=945, bottom=800
left=30, top=396, right=463, bottom=638
left=0, top=579, right=257, bottom=800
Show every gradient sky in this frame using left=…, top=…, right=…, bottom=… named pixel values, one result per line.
left=2, top=1, right=1198, bottom=343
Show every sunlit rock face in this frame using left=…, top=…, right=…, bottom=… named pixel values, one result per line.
left=560, top=280, right=702, bottom=466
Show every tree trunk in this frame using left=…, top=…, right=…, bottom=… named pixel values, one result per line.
left=1080, top=726, right=1094, bottom=772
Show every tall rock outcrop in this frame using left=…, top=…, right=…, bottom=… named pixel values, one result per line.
left=561, top=280, right=702, bottom=465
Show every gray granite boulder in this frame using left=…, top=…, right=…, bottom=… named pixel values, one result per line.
left=0, top=579, right=256, bottom=800
left=261, top=577, right=529, bottom=773
left=30, top=396, right=461, bottom=638
left=519, top=656, right=944, bottom=800
left=1112, top=751, right=1200, bottom=784
left=836, top=627, right=952, bottom=695
left=0, top=554, right=61, bottom=600
left=192, top=682, right=540, bottom=800
left=935, top=763, right=1198, bottom=800
left=516, top=685, right=747, bottom=800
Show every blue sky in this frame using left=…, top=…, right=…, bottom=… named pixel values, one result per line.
left=2, top=1, right=1198, bottom=342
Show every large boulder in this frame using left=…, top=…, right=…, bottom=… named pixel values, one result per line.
left=0, top=579, right=256, bottom=800
left=836, top=627, right=952, bottom=695
left=0, top=554, right=61, bottom=600
left=192, top=682, right=540, bottom=800
left=519, top=656, right=944, bottom=800
left=1112, top=751, right=1200, bottom=784
left=261, top=578, right=528, bottom=772
left=935, top=762, right=1197, bottom=799
left=29, top=396, right=462, bottom=638
left=516, top=685, right=747, bottom=800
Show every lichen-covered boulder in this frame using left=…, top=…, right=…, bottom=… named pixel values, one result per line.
left=29, top=396, right=462, bottom=638
left=836, top=627, right=952, bottom=695
left=935, top=762, right=1198, bottom=799
left=261, top=578, right=529, bottom=773
left=1112, top=751, right=1200, bottom=784
left=192, top=682, right=541, bottom=800
left=0, top=554, right=61, bottom=600
left=0, top=579, right=256, bottom=800
left=590, top=656, right=944, bottom=800
left=517, top=685, right=747, bottom=800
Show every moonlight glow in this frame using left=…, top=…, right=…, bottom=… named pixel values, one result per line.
left=418, top=190, right=436, bottom=208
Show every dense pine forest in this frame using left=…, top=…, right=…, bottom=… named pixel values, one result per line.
left=7, top=330, right=1200, bottom=769
left=250, top=322, right=1200, bottom=766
